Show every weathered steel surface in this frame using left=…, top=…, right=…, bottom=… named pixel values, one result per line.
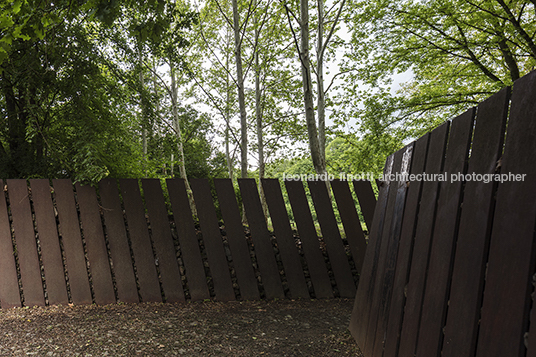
left=362, top=152, right=403, bottom=355
left=415, top=109, right=475, bottom=357
left=75, top=183, right=116, bottom=305
left=527, top=301, right=536, bottom=357
left=441, top=88, right=510, bottom=357
left=190, top=179, right=235, bottom=301
left=361, top=148, right=405, bottom=355
left=7, top=179, right=46, bottom=307
left=142, top=179, right=185, bottom=302
left=371, top=145, right=414, bottom=357
left=29, top=179, right=69, bottom=305
left=349, top=154, right=394, bottom=347
left=352, top=180, right=377, bottom=232
left=166, top=179, right=210, bottom=301
left=0, top=180, right=22, bottom=308
left=348, top=72, right=536, bottom=357
left=308, top=180, right=356, bottom=298
left=98, top=179, right=139, bottom=304
left=261, top=179, right=309, bottom=299
left=238, top=179, right=285, bottom=299
left=330, top=179, right=367, bottom=274
left=285, top=180, right=333, bottom=299
left=475, top=69, right=536, bottom=357
left=53, top=179, right=93, bottom=305
left=213, top=179, right=260, bottom=301
left=397, top=121, right=449, bottom=357
left=383, top=133, right=430, bottom=357
left=119, top=179, right=162, bottom=303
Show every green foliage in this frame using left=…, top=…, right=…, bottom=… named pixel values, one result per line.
left=0, top=1, right=227, bottom=184
left=3, top=0, right=534, bottom=186
left=0, top=1, right=59, bottom=63
left=146, top=106, right=228, bottom=180
left=337, top=0, right=536, bottom=145
left=266, top=132, right=401, bottom=179
left=0, top=19, right=137, bottom=181
left=187, top=0, right=306, bottom=180
left=325, top=135, right=402, bottom=177
left=0, top=0, right=158, bottom=64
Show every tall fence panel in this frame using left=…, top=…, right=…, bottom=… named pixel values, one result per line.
left=0, top=177, right=374, bottom=307
left=262, top=179, right=310, bottom=299
left=118, top=179, right=162, bottom=303
left=213, top=178, right=259, bottom=300
left=285, top=180, right=335, bottom=299
left=190, top=178, right=235, bottom=302
left=350, top=69, right=536, bottom=357
left=0, top=181, right=22, bottom=309
left=98, top=178, right=139, bottom=304
left=441, top=87, right=510, bottom=357
left=76, top=182, right=116, bottom=305
left=53, top=179, right=93, bottom=305
left=31, top=179, right=70, bottom=306
left=9, top=179, right=46, bottom=307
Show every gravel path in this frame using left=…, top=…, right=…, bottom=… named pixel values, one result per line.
left=0, top=298, right=363, bottom=356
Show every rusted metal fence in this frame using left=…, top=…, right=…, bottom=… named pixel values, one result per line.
left=0, top=177, right=375, bottom=308
left=350, top=70, right=536, bottom=357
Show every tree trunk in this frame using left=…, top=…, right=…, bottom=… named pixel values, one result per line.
left=225, top=108, right=234, bottom=181
left=232, top=0, right=248, bottom=179
left=300, top=0, right=326, bottom=177
left=224, top=31, right=234, bottom=181
left=316, top=0, right=326, bottom=161
left=255, top=35, right=268, bottom=216
left=170, top=61, right=198, bottom=216
left=3, top=77, right=32, bottom=177
left=138, top=42, right=148, bottom=176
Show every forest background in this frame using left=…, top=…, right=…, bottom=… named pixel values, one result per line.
left=1, top=0, right=535, bottom=186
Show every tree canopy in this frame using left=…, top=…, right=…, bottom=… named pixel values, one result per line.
left=1, top=0, right=534, bottom=182
left=339, top=0, right=536, bottom=140
left=0, top=0, right=225, bottom=182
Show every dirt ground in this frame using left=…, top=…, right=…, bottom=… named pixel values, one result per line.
left=0, top=298, right=363, bottom=356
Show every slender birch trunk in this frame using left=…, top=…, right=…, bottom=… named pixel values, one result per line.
left=255, top=28, right=268, bottom=216
left=299, top=0, right=326, bottom=177
left=225, top=91, right=234, bottom=181
left=138, top=42, right=148, bottom=176
left=224, top=30, right=234, bottom=181
left=170, top=60, right=197, bottom=216
left=316, top=0, right=326, bottom=160
left=232, top=0, right=248, bottom=179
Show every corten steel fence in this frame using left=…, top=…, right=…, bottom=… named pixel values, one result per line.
left=0, top=177, right=375, bottom=308
left=350, top=70, right=536, bottom=357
